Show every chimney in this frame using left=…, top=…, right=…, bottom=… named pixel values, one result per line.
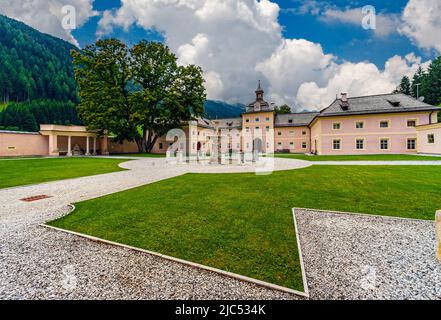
left=341, top=92, right=348, bottom=102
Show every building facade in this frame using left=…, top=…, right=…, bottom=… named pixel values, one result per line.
left=1, top=83, right=440, bottom=157
left=150, top=83, right=441, bottom=157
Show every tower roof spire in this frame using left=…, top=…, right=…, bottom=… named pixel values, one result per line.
left=246, top=80, right=272, bottom=112
left=256, top=80, right=263, bottom=93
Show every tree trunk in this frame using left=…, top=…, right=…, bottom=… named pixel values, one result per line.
left=135, top=130, right=148, bottom=153
left=146, top=134, right=159, bottom=153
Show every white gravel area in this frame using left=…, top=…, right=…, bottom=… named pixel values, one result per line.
left=294, top=209, right=441, bottom=300
left=0, top=157, right=309, bottom=300
left=2, top=156, right=439, bottom=300
left=312, top=160, right=441, bottom=165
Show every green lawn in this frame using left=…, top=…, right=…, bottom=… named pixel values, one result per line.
left=0, top=158, right=128, bottom=189
left=48, top=165, right=441, bottom=291
left=273, top=153, right=441, bottom=161
left=110, top=153, right=166, bottom=158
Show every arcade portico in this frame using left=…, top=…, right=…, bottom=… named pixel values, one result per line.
left=39, top=125, right=108, bottom=157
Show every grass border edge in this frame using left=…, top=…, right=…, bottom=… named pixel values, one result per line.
left=41, top=204, right=309, bottom=298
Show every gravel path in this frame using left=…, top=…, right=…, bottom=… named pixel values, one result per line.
left=294, top=209, right=441, bottom=300
left=0, top=157, right=310, bottom=300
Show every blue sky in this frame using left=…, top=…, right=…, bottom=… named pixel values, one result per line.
left=71, top=0, right=433, bottom=69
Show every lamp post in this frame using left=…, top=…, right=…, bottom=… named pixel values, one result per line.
left=415, top=83, right=421, bottom=98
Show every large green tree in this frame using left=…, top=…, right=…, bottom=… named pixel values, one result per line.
left=130, top=41, right=205, bottom=152
left=72, top=39, right=206, bottom=152
left=421, top=57, right=441, bottom=106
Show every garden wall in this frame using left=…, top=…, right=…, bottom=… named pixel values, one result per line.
left=0, top=131, right=48, bottom=157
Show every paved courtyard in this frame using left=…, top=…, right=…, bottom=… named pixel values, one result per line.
left=0, top=157, right=440, bottom=299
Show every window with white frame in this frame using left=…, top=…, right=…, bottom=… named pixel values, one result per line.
left=245, top=118, right=250, bottom=123
left=302, top=142, right=307, bottom=149
left=290, top=142, right=294, bottom=147
left=380, top=121, right=389, bottom=128
left=355, top=121, right=364, bottom=129
left=265, top=117, right=270, bottom=121
left=356, top=139, right=364, bottom=150
left=380, top=138, right=389, bottom=150
left=407, top=138, right=416, bottom=150
left=333, top=123, right=341, bottom=130
left=428, top=134, right=435, bottom=144
left=302, top=131, right=307, bottom=135
left=255, top=117, right=260, bottom=122
left=266, top=126, right=270, bottom=132
left=278, top=131, right=282, bottom=136
left=332, top=139, right=341, bottom=150
left=289, top=130, right=294, bottom=135
left=159, top=143, right=163, bottom=149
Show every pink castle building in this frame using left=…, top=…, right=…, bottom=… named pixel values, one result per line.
left=1, top=83, right=440, bottom=157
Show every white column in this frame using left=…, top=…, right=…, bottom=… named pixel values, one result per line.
left=93, top=137, right=97, bottom=155
left=48, top=134, right=58, bottom=156
left=67, top=136, right=72, bottom=156
left=85, top=136, right=90, bottom=156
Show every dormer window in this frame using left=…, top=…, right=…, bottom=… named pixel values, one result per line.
left=288, top=119, right=293, bottom=124
left=387, top=99, right=400, bottom=107
left=340, top=101, right=349, bottom=111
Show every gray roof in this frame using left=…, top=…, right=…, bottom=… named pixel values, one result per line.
left=274, top=112, right=319, bottom=127
left=0, top=130, right=40, bottom=135
left=212, top=117, right=242, bottom=129
left=194, top=117, right=215, bottom=129
left=319, top=93, right=440, bottom=117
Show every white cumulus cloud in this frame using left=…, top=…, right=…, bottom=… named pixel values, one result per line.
left=97, top=0, right=283, bottom=103
left=255, top=39, right=337, bottom=106
left=296, top=53, right=430, bottom=110
left=399, top=0, right=441, bottom=54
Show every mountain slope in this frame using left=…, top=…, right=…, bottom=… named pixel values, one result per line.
left=0, top=14, right=78, bottom=103
left=0, top=14, right=245, bottom=130
left=204, top=100, right=245, bottom=119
